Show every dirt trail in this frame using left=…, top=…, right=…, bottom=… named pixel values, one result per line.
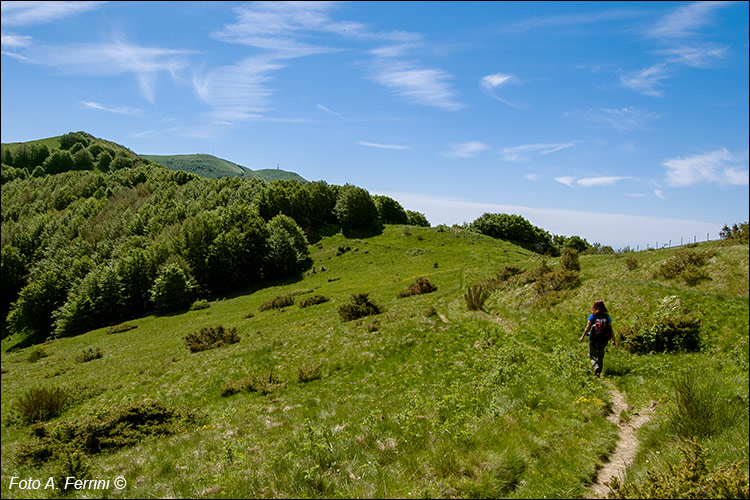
left=589, top=383, right=656, bottom=498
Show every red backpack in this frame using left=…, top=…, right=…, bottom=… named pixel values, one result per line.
left=590, top=314, right=612, bottom=341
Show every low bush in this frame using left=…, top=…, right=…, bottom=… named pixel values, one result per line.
left=618, top=296, right=702, bottom=353
left=75, top=347, right=102, bottom=363
left=299, top=295, right=330, bottom=308
left=608, top=439, right=749, bottom=499
left=17, top=400, right=201, bottom=465
left=221, top=371, right=286, bottom=397
left=27, top=348, right=49, bottom=363
left=396, top=277, right=437, bottom=298
left=297, top=363, right=324, bottom=383
left=667, top=369, right=743, bottom=439
left=258, top=294, right=294, bottom=311
left=464, top=284, right=490, bottom=311
left=559, top=247, right=580, bottom=272
left=106, top=323, right=138, bottom=334
left=339, top=293, right=383, bottom=321
left=531, top=269, right=580, bottom=296
left=624, top=256, right=639, bottom=271
left=189, top=299, right=210, bottom=311
left=654, top=249, right=713, bottom=285
left=184, top=325, right=240, bottom=353
left=14, top=386, right=68, bottom=424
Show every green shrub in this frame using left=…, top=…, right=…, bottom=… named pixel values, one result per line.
left=259, top=293, right=294, bottom=311
left=396, top=277, right=437, bottom=298
left=559, top=247, right=580, bottom=271
left=17, top=400, right=201, bottom=465
left=75, top=347, right=102, bottom=363
left=106, top=323, right=138, bottom=334
left=299, top=295, right=329, bottom=308
left=625, top=256, right=639, bottom=271
left=619, top=297, right=702, bottom=353
left=27, top=347, right=49, bottom=363
left=608, top=439, right=749, bottom=499
left=667, top=369, right=743, bottom=439
left=221, top=371, right=286, bottom=396
left=654, top=249, right=712, bottom=285
left=189, top=299, right=210, bottom=311
left=339, top=293, right=383, bottom=321
left=531, top=269, right=580, bottom=296
left=14, top=386, right=68, bottom=424
left=297, top=363, right=324, bottom=383
left=184, top=325, right=240, bottom=353
left=464, top=284, right=490, bottom=311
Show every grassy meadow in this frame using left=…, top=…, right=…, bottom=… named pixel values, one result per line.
left=1, top=225, right=748, bottom=498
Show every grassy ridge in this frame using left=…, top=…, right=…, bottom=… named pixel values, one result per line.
left=1, top=226, right=747, bottom=498
left=142, top=154, right=308, bottom=183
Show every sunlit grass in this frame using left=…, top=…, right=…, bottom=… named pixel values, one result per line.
left=1, top=228, right=747, bottom=498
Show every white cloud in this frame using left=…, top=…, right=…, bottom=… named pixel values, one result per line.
left=644, top=1, right=732, bottom=40
left=572, top=106, right=659, bottom=131
left=357, top=141, right=410, bottom=150
left=501, top=141, right=579, bottom=162
left=663, top=149, right=750, bottom=187
left=374, top=191, right=723, bottom=249
left=369, top=60, right=463, bottom=111
left=654, top=190, right=666, bottom=199
left=654, top=43, right=727, bottom=68
left=444, top=141, right=490, bottom=158
left=577, top=176, right=629, bottom=187
left=1, top=32, right=33, bottom=49
left=555, top=176, right=576, bottom=187
left=9, top=39, right=195, bottom=102
left=620, top=64, right=669, bottom=97
left=317, top=104, right=341, bottom=117
left=0, top=1, right=105, bottom=26
left=479, top=72, right=524, bottom=108
left=81, top=101, right=144, bottom=115
left=192, top=56, right=284, bottom=121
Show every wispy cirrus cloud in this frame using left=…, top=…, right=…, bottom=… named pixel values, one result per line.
left=644, top=1, right=731, bottom=40
left=6, top=38, right=195, bottom=102
left=622, top=1, right=734, bottom=96
left=357, top=141, right=410, bottom=150
left=81, top=101, right=144, bottom=115
left=479, top=72, right=524, bottom=108
left=1, top=32, right=33, bottom=49
left=0, top=1, right=105, bottom=26
left=193, top=56, right=284, bottom=121
left=368, top=58, right=463, bottom=111
left=571, top=106, right=659, bottom=131
left=555, top=175, right=630, bottom=188
left=317, top=104, right=341, bottom=117
left=663, top=148, right=749, bottom=187
left=444, top=141, right=490, bottom=158
left=501, top=141, right=580, bottom=162
left=620, top=64, right=670, bottom=97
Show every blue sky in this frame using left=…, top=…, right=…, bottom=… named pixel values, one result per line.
left=2, top=1, right=748, bottom=249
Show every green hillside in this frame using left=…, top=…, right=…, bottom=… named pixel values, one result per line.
left=142, top=154, right=307, bottom=183
left=141, top=154, right=261, bottom=179
left=1, top=225, right=747, bottom=498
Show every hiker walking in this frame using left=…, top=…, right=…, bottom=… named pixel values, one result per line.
left=579, top=299, right=616, bottom=377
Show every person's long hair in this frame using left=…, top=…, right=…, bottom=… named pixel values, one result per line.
left=591, top=299, right=608, bottom=315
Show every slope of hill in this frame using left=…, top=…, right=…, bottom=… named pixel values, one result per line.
left=142, top=154, right=307, bottom=183
left=141, top=154, right=261, bottom=179
left=1, top=225, right=747, bottom=498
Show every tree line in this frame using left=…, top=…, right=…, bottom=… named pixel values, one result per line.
left=1, top=132, right=429, bottom=346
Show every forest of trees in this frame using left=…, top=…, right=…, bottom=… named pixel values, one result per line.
left=1, top=132, right=430, bottom=346
left=1, top=131, right=624, bottom=347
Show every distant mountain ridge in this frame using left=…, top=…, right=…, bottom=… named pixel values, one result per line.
left=1, top=132, right=307, bottom=183
left=142, top=154, right=307, bottom=183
